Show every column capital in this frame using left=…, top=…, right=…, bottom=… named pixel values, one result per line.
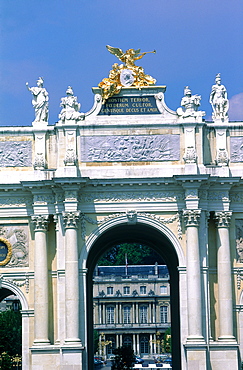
left=182, top=209, right=201, bottom=227
left=62, top=211, right=80, bottom=229
left=31, top=215, right=49, bottom=231
left=214, top=211, right=232, bottom=228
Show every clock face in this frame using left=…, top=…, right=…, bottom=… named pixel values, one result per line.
left=120, top=69, right=134, bottom=87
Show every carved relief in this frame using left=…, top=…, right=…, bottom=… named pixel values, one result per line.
left=0, top=226, right=29, bottom=267
left=0, top=197, right=32, bottom=207
left=182, top=209, right=201, bottom=227
left=31, top=215, right=49, bottom=231
left=62, top=211, right=80, bottom=229
left=230, top=137, right=243, bottom=162
left=215, top=148, right=229, bottom=166
left=33, top=153, right=46, bottom=169
left=0, top=141, right=32, bottom=167
left=80, top=134, right=180, bottom=162
left=64, top=148, right=77, bottom=166
left=236, top=220, right=243, bottom=263
left=79, top=191, right=183, bottom=203
left=183, top=147, right=197, bottom=164
left=236, top=238, right=243, bottom=263
left=214, top=211, right=232, bottom=228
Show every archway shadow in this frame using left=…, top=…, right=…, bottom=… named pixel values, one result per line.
left=86, top=223, right=181, bottom=370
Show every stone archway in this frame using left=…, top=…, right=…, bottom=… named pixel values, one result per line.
left=0, top=280, right=30, bottom=369
left=85, top=217, right=185, bottom=369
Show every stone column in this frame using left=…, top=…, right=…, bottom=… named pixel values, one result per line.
left=214, top=211, right=235, bottom=340
left=31, top=215, right=50, bottom=345
left=183, top=209, right=204, bottom=341
left=63, top=211, right=81, bottom=344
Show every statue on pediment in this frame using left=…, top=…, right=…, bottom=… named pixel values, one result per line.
left=26, top=77, right=49, bottom=122
left=98, top=45, right=156, bottom=102
left=177, top=86, right=205, bottom=119
left=59, top=86, right=84, bottom=122
left=210, top=73, right=229, bottom=120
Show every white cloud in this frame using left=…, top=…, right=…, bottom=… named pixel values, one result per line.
left=228, top=93, right=243, bottom=121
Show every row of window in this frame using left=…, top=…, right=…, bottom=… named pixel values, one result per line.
left=106, top=285, right=167, bottom=295
left=106, top=305, right=168, bottom=324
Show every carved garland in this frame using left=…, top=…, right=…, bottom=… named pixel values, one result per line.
left=0, top=274, right=30, bottom=293
left=80, top=212, right=182, bottom=240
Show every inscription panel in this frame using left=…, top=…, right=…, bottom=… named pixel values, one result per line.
left=230, top=137, right=243, bottom=162
left=0, top=141, right=32, bottom=167
left=80, top=134, right=180, bottom=162
left=98, top=96, right=160, bottom=115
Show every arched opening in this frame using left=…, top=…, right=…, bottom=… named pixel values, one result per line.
left=0, top=288, right=22, bottom=367
left=86, top=222, right=181, bottom=369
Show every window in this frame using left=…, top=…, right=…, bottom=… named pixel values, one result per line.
left=123, top=335, right=132, bottom=348
left=140, top=336, right=149, bottom=354
left=160, top=285, right=167, bottom=294
left=107, top=336, right=115, bottom=355
left=140, top=305, right=148, bottom=324
left=123, top=306, right=131, bottom=324
left=107, top=306, right=114, bottom=324
left=107, top=286, right=113, bottom=295
left=123, top=286, right=130, bottom=295
left=160, top=305, right=168, bottom=324
left=140, top=286, right=146, bottom=294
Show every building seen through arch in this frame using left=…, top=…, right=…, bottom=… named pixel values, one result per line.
left=0, top=64, right=242, bottom=369
left=93, top=264, right=171, bottom=358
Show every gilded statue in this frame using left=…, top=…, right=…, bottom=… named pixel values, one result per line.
left=98, top=46, right=156, bottom=102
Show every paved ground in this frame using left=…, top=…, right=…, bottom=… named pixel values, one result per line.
left=101, top=359, right=153, bottom=369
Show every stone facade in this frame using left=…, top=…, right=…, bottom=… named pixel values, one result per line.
left=0, top=85, right=242, bottom=369
left=93, top=265, right=170, bottom=359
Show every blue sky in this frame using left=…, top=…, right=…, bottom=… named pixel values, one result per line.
left=0, top=0, right=242, bottom=126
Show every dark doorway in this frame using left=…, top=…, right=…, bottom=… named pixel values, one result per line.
left=86, top=223, right=181, bottom=369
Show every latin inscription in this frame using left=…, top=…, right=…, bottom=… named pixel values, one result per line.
left=0, top=141, right=32, bottom=167
left=80, top=134, right=180, bottom=162
left=98, top=96, right=160, bottom=115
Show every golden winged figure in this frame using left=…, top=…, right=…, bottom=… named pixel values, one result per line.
left=98, top=46, right=156, bottom=102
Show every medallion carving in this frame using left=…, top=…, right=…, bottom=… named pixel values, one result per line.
left=80, top=134, right=180, bottom=162
left=0, top=141, right=32, bottom=167
left=0, top=226, right=29, bottom=267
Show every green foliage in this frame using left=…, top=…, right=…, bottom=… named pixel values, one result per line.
left=164, top=327, right=172, bottom=353
left=111, top=345, right=135, bottom=370
left=99, top=243, right=164, bottom=266
left=93, top=330, right=99, bottom=354
left=0, top=310, right=22, bottom=357
left=0, top=352, right=12, bottom=370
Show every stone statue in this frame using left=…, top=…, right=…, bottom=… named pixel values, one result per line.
left=177, top=86, right=204, bottom=118
left=210, top=73, right=229, bottom=120
left=26, top=77, right=49, bottom=122
left=59, top=86, right=83, bottom=122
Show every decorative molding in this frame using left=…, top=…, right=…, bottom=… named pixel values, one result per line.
left=214, top=211, right=232, bottom=228
left=208, top=192, right=229, bottom=201
left=182, top=209, right=201, bottom=227
left=215, top=148, right=229, bottom=166
left=79, top=191, right=184, bottom=203
left=0, top=197, right=32, bottom=207
left=0, top=226, right=29, bottom=267
left=0, top=273, right=30, bottom=293
left=0, top=141, right=32, bottom=167
left=33, top=194, right=55, bottom=204
left=31, top=215, right=49, bottom=231
left=237, top=269, right=243, bottom=290
left=183, top=147, right=197, bottom=164
left=64, top=148, right=77, bottom=166
left=80, top=134, right=180, bottom=162
left=33, top=153, right=46, bottom=170
left=62, top=211, right=80, bottom=229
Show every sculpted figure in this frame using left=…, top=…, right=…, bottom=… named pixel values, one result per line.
left=177, top=86, right=203, bottom=118
left=59, top=86, right=83, bottom=122
left=98, top=45, right=156, bottom=101
left=210, top=73, right=229, bottom=120
left=26, top=77, right=49, bottom=122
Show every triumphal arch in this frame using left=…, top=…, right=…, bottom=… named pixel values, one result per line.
left=0, top=47, right=243, bottom=369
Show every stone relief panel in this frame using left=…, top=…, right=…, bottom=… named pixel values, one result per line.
left=0, top=196, right=32, bottom=207
left=236, top=220, right=243, bottom=263
left=80, top=134, right=180, bottom=162
left=79, top=191, right=184, bottom=203
left=0, top=141, right=32, bottom=167
left=0, top=225, right=29, bottom=267
left=230, top=137, right=243, bottom=162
